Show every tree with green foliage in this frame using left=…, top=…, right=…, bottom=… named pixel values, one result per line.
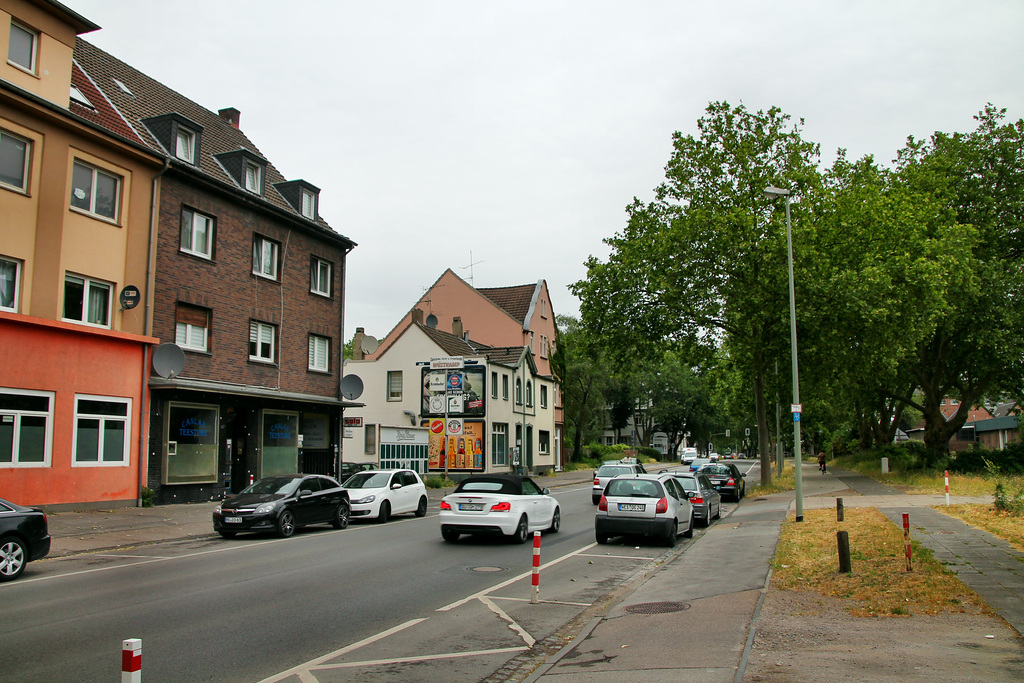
left=552, top=315, right=608, bottom=462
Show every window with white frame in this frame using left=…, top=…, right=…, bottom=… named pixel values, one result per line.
left=310, top=257, right=331, bottom=296
left=180, top=207, right=214, bottom=259
left=175, top=304, right=209, bottom=352
left=252, top=235, right=279, bottom=280
left=63, top=274, right=111, bottom=327
left=529, top=331, right=535, bottom=351
left=300, top=188, right=316, bottom=219
left=491, top=371, right=498, bottom=399
left=0, top=256, right=20, bottom=312
left=540, top=334, right=548, bottom=359
left=539, top=430, right=550, bottom=454
left=175, top=128, right=196, bottom=163
left=515, top=378, right=522, bottom=405
left=308, top=335, right=329, bottom=372
left=249, top=321, right=276, bottom=362
left=491, top=423, right=508, bottom=467
left=8, top=21, right=37, bottom=73
left=387, top=371, right=403, bottom=401
left=526, top=381, right=533, bottom=407
left=503, top=374, right=509, bottom=400
left=70, top=160, right=120, bottom=221
left=0, top=128, right=30, bottom=193
left=69, top=85, right=93, bottom=109
left=73, top=395, right=131, bottom=466
left=541, top=385, right=548, bottom=409
left=244, top=161, right=262, bottom=194
left=0, top=389, right=52, bottom=466
left=364, top=423, right=376, bottom=455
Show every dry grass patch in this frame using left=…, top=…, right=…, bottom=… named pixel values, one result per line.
left=751, top=467, right=796, bottom=497
left=936, top=503, right=1024, bottom=553
left=771, top=507, right=987, bottom=618
left=833, top=459, right=1018, bottom=497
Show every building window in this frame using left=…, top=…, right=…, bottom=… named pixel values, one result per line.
left=244, top=161, right=261, bottom=194
left=515, top=378, right=522, bottom=405
left=492, top=423, right=508, bottom=467
left=0, top=256, right=20, bottom=311
left=300, top=189, right=316, bottom=219
left=539, top=430, right=550, bottom=454
left=175, top=304, right=209, bottom=352
left=541, top=385, right=548, bottom=409
left=386, top=371, right=403, bottom=401
left=491, top=371, right=498, bottom=399
left=0, top=129, right=30, bottom=193
left=0, top=388, right=52, bottom=466
left=249, top=321, right=276, bottom=362
left=310, top=257, right=331, bottom=297
left=530, top=331, right=535, bottom=351
left=364, top=424, right=376, bottom=456
left=70, top=160, right=120, bottom=221
left=63, top=274, right=111, bottom=327
left=180, top=208, right=214, bottom=259
left=164, top=402, right=218, bottom=484
left=503, top=374, right=509, bottom=400
left=8, top=21, right=37, bottom=73
left=73, top=395, right=131, bottom=466
left=308, top=335, right=329, bottom=372
left=69, top=85, right=93, bottom=109
left=526, top=381, right=533, bottom=407
left=175, top=128, right=196, bottom=163
left=540, top=334, right=548, bottom=359
left=252, top=235, right=279, bottom=280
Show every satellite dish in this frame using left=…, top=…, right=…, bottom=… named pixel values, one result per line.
left=152, top=343, right=185, bottom=379
left=340, top=374, right=364, bottom=400
left=425, top=314, right=438, bottom=328
left=360, top=335, right=379, bottom=355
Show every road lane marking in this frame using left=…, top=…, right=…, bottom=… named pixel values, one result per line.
left=312, top=647, right=529, bottom=670
left=490, top=596, right=591, bottom=607
left=256, top=618, right=427, bottom=683
left=577, top=552, right=652, bottom=560
left=481, top=595, right=535, bottom=646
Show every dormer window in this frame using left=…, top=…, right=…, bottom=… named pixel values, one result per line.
left=8, top=21, right=38, bottom=74
left=175, top=128, right=195, bottom=163
left=244, top=161, right=261, bottom=194
left=214, top=149, right=267, bottom=197
left=301, top=189, right=315, bottom=219
left=272, top=179, right=320, bottom=220
left=141, top=113, right=203, bottom=167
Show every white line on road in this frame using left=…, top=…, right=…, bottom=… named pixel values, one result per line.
left=312, top=646, right=529, bottom=671
left=481, top=595, right=535, bottom=647
left=577, top=552, right=652, bottom=561
left=489, top=596, right=592, bottom=607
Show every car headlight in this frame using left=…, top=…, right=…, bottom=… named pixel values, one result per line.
left=255, top=501, right=279, bottom=514
left=353, top=494, right=376, bottom=505
left=214, top=504, right=222, bottom=514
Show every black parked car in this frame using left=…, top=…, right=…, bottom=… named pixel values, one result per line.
left=697, top=463, right=746, bottom=501
left=0, top=497, right=51, bottom=582
left=213, top=474, right=350, bottom=538
left=338, top=462, right=377, bottom=481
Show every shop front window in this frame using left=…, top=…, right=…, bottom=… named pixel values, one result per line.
left=262, top=411, right=298, bottom=476
left=165, top=403, right=218, bottom=484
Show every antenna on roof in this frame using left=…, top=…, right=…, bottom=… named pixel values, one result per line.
left=462, top=251, right=484, bottom=286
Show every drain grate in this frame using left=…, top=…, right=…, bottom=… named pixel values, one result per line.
left=469, top=565, right=507, bottom=573
left=624, top=601, right=690, bottom=614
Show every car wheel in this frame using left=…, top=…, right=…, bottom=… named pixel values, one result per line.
left=217, top=530, right=237, bottom=538
left=699, top=507, right=710, bottom=527
left=331, top=503, right=350, bottom=530
left=415, top=496, right=428, bottom=517
left=378, top=501, right=391, bottom=523
left=596, top=532, right=609, bottom=544
left=0, top=536, right=27, bottom=582
left=592, top=495, right=600, bottom=505
left=683, top=512, right=695, bottom=538
left=276, top=511, right=296, bottom=538
left=664, top=520, right=678, bottom=548
left=547, top=507, right=561, bottom=534
left=441, top=526, right=460, bottom=542
left=513, top=515, right=529, bottom=544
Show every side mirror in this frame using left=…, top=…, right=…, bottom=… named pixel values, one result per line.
left=298, top=490, right=312, bottom=498
left=542, top=488, right=551, bottom=495
left=391, top=483, right=402, bottom=490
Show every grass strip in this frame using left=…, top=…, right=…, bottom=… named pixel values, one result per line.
left=935, top=503, right=1024, bottom=553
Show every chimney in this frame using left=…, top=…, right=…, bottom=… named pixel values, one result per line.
left=352, top=327, right=365, bottom=361
left=452, top=317, right=463, bottom=339
left=218, top=107, right=241, bottom=129
left=412, top=308, right=424, bottom=325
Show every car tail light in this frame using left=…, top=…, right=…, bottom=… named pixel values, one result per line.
left=727, top=478, right=735, bottom=485
left=439, top=500, right=451, bottom=510
left=490, top=502, right=511, bottom=512
left=593, top=478, right=600, bottom=486
left=655, top=497, right=668, bottom=513
left=598, top=495, right=608, bottom=511
left=691, top=497, right=703, bottom=505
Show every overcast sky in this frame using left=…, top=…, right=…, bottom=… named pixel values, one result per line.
left=69, top=0, right=1024, bottom=341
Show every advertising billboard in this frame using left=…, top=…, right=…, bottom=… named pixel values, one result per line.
left=420, top=365, right=486, bottom=417
left=423, top=418, right=485, bottom=471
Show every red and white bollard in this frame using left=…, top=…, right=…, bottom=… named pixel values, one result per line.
left=903, top=513, right=912, bottom=573
left=249, top=473, right=254, bottom=486
left=945, top=470, right=950, bottom=506
left=530, top=531, right=541, bottom=604
left=122, top=638, right=142, bottom=683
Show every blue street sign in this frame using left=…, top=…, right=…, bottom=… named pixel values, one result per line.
left=793, top=413, right=801, bottom=422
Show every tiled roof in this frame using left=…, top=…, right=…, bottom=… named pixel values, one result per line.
left=71, top=38, right=352, bottom=245
left=416, top=322, right=490, bottom=357
left=477, top=283, right=537, bottom=324
left=70, top=61, right=142, bottom=142
left=485, top=346, right=526, bottom=366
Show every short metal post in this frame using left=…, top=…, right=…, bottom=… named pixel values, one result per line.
left=530, top=531, right=541, bottom=604
left=122, top=638, right=142, bottom=683
left=903, top=513, right=912, bottom=572
left=945, top=470, right=950, bottom=506
left=836, top=497, right=844, bottom=522
left=837, top=531, right=851, bottom=573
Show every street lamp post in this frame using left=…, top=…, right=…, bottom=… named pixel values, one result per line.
left=764, top=185, right=803, bottom=522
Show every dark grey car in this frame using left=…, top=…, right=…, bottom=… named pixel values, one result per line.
left=671, top=471, right=722, bottom=527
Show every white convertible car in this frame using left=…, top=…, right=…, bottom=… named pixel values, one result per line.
left=439, top=474, right=560, bottom=543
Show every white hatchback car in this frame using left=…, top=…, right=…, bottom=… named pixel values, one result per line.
left=342, top=469, right=428, bottom=522
left=592, top=460, right=648, bottom=504
left=595, top=472, right=693, bottom=547
left=440, top=474, right=559, bottom=543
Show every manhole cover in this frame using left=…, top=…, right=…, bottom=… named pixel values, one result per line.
left=469, top=565, right=507, bottom=573
left=624, top=601, right=690, bottom=614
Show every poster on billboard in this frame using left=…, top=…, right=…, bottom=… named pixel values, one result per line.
left=423, top=419, right=485, bottom=471
left=421, top=365, right=485, bottom=417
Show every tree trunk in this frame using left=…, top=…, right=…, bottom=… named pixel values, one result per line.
left=753, top=359, right=772, bottom=486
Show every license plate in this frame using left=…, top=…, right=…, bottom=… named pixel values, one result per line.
left=618, top=503, right=645, bottom=512
left=459, top=503, right=483, bottom=511
left=224, top=516, right=242, bottom=523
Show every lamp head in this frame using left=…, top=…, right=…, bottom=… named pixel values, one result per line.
left=763, top=186, right=791, bottom=197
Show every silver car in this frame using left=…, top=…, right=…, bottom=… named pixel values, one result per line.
left=592, top=461, right=647, bottom=504
left=671, top=471, right=722, bottom=527
left=594, top=473, right=693, bottom=547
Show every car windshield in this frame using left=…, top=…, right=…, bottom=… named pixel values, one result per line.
left=701, top=465, right=731, bottom=475
left=455, top=480, right=521, bottom=495
left=344, top=472, right=392, bottom=489
left=674, top=476, right=697, bottom=491
left=606, top=479, right=662, bottom=498
left=597, top=466, right=630, bottom=477
left=245, top=476, right=301, bottom=495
